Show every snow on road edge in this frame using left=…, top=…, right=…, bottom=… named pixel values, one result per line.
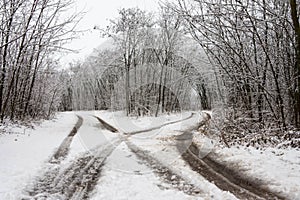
left=193, top=112, right=300, bottom=200
left=0, top=112, right=77, bottom=199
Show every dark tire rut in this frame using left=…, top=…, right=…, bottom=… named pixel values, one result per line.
left=94, top=113, right=205, bottom=197
left=121, top=113, right=206, bottom=197
left=126, top=141, right=203, bottom=197
left=49, top=115, right=83, bottom=164
left=177, top=114, right=286, bottom=200
left=125, top=113, right=195, bottom=135
left=93, top=116, right=118, bottom=133
left=24, top=140, right=120, bottom=200
left=23, top=115, right=121, bottom=200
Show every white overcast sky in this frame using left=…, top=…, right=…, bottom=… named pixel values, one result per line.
left=60, top=0, right=159, bottom=66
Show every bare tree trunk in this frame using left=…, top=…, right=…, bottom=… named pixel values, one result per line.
left=290, top=0, right=300, bottom=128
left=125, top=57, right=131, bottom=116
left=155, top=57, right=166, bottom=117
left=0, top=2, right=15, bottom=120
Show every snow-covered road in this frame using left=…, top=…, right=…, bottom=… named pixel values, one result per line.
left=0, top=111, right=299, bottom=199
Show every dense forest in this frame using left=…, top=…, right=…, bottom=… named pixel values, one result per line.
left=1, top=0, right=300, bottom=145
left=59, top=7, right=214, bottom=117
left=0, top=0, right=80, bottom=121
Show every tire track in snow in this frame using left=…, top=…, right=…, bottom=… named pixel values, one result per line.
left=182, top=142, right=285, bottom=200
left=94, top=112, right=204, bottom=196
left=56, top=139, right=121, bottom=200
left=24, top=113, right=200, bottom=199
left=124, top=113, right=195, bottom=135
left=177, top=114, right=286, bottom=200
left=93, top=116, right=118, bottom=133
left=49, top=115, right=83, bottom=164
left=126, top=141, right=203, bottom=196
left=24, top=139, right=121, bottom=200
left=23, top=115, right=121, bottom=200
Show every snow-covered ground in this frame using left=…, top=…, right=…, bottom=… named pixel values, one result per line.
left=128, top=112, right=237, bottom=200
left=90, top=142, right=194, bottom=200
left=89, top=111, right=227, bottom=199
left=1, top=110, right=299, bottom=200
left=93, top=110, right=193, bottom=133
left=211, top=144, right=300, bottom=199
left=0, top=111, right=208, bottom=199
left=66, top=111, right=119, bottom=156
left=194, top=127, right=300, bottom=199
left=0, top=112, right=77, bottom=199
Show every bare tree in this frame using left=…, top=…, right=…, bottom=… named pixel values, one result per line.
left=0, top=0, right=81, bottom=121
left=290, top=0, right=300, bottom=128
left=172, top=0, right=299, bottom=131
left=102, top=8, right=153, bottom=115
left=68, top=7, right=208, bottom=116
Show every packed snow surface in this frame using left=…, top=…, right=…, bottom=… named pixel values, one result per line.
left=0, top=110, right=299, bottom=199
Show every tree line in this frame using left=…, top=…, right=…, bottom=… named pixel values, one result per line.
left=2, top=0, right=299, bottom=137
left=60, top=7, right=213, bottom=117
left=169, top=0, right=300, bottom=131
left=0, top=0, right=79, bottom=121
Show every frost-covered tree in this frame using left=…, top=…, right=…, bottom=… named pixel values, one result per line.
left=173, top=0, right=300, bottom=130
left=69, top=7, right=209, bottom=116
left=101, top=8, right=154, bottom=115
left=0, top=0, right=80, bottom=121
